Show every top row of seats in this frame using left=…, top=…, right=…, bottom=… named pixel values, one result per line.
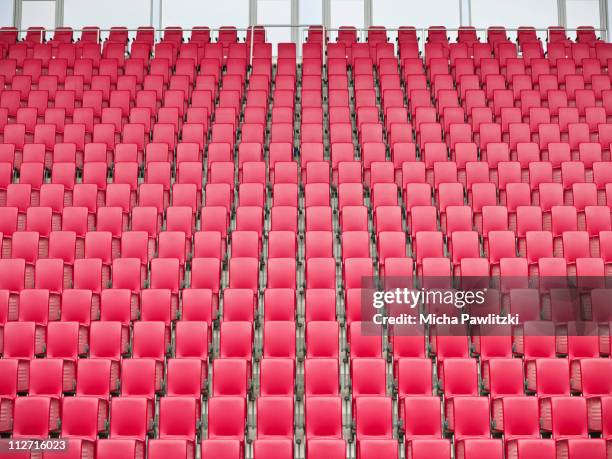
left=0, top=24, right=603, bottom=46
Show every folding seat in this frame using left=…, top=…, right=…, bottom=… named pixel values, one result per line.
left=235, top=206, right=263, bottom=239
left=354, top=396, right=393, bottom=446
left=302, top=230, right=332, bottom=261
left=390, top=357, right=433, bottom=411
left=0, top=56, right=16, bottom=83
left=200, top=439, right=243, bottom=459
left=60, top=206, right=89, bottom=255
left=246, top=438, right=293, bottom=459
left=204, top=183, right=232, bottom=214
left=158, top=230, right=189, bottom=267
left=303, top=257, right=335, bottom=290
left=172, top=322, right=209, bottom=377
left=222, top=287, right=256, bottom=324
left=591, top=76, right=611, bottom=102
left=2, top=124, right=26, bottom=158
left=443, top=395, right=491, bottom=441
left=539, top=396, right=589, bottom=440
left=303, top=183, right=330, bottom=209
left=166, top=202, right=196, bottom=242
left=348, top=321, right=383, bottom=360
left=351, top=357, right=387, bottom=403
left=97, top=291, right=133, bottom=351
left=155, top=396, right=198, bottom=454
left=209, top=162, right=235, bottom=194
left=562, top=74, right=584, bottom=101
left=439, top=356, right=479, bottom=398
left=15, top=107, right=38, bottom=141
left=25, top=207, right=52, bottom=248
left=561, top=231, right=590, bottom=268
left=106, top=397, right=149, bottom=454
left=149, top=257, right=182, bottom=309
left=12, top=396, right=60, bottom=438
left=25, top=89, right=49, bottom=118
left=377, top=231, right=408, bottom=274
left=251, top=353, right=295, bottom=400
left=575, top=90, right=597, bottom=118
left=147, top=439, right=195, bottom=459
left=551, top=205, right=579, bottom=247
left=479, top=203, right=509, bottom=235
left=442, top=204, right=472, bottom=236
left=484, top=229, right=515, bottom=270
left=0, top=89, right=21, bottom=120
left=207, top=396, right=246, bottom=453
left=355, top=440, right=399, bottom=459
left=10, top=231, right=41, bottom=282
left=140, top=289, right=176, bottom=339
left=218, top=318, right=253, bottom=364
left=131, top=321, right=167, bottom=385
left=303, top=287, right=339, bottom=324
left=338, top=206, right=367, bottom=234
left=371, top=183, right=399, bottom=210
left=119, top=231, right=150, bottom=279
left=89, top=319, right=129, bottom=371
left=300, top=357, right=341, bottom=399
left=58, top=395, right=106, bottom=452
left=397, top=395, right=445, bottom=453
left=566, top=123, right=590, bottom=155
left=584, top=206, right=611, bottom=244
left=525, top=230, right=554, bottom=269
left=328, top=90, right=346, bottom=108
left=238, top=183, right=266, bottom=208
left=256, top=395, right=294, bottom=441
left=120, top=358, right=159, bottom=425
left=289, top=397, right=335, bottom=449
left=306, top=320, right=340, bottom=358
left=413, top=231, right=444, bottom=270
left=210, top=357, right=252, bottom=401
left=242, top=161, right=266, bottom=185
left=522, top=353, right=570, bottom=398
left=74, top=358, right=118, bottom=430
left=583, top=107, right=606, bottom=137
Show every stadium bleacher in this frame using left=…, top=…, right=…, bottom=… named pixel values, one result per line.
left=0, top=22, right=611, bottom=459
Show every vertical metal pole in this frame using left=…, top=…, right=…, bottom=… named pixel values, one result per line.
left=599, top=0, right=608, bottom=39
left=249, top=25, right=254, bottom=67
left=157, top=0, right=162, bottom=41
left=14, top=0, right=21, bottom=32
left=323, top=23, right=326, bottom=67
left=558, top=0, right=567, bottom=27
left=249, top=0, right=257, bottom=28
left=55, top=0, right=63, bottom=28
left=606, top=0, right=611, bottom=40
left=291, top=0, right=299, bottom=46
left=468, top=0, right=472, bottom=27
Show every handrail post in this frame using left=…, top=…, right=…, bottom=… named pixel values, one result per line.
left=421, top=28, right=425, bottom=55
left=249, top=25, right=254, bottom=68
left=323, top=24, right=327, bottom=70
